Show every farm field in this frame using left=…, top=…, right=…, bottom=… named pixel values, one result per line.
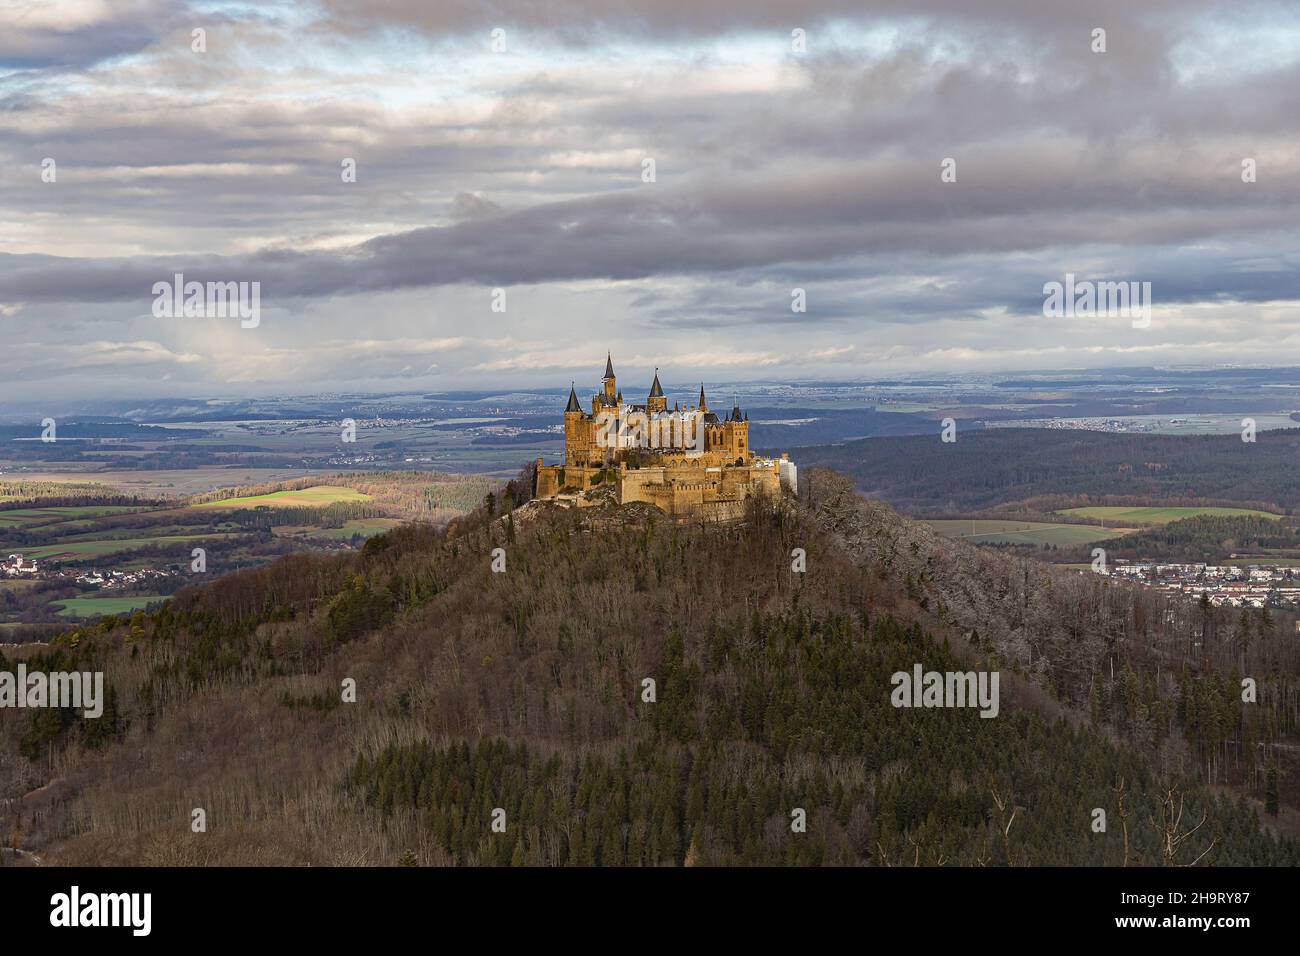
left=0, top=505, right=145, bottom=528
left=194, top=485, right=372, bottom=509
left=7, top=468, right=337, bottom=497
left=52, top=595, right=169, bottom=618
left=21, top=532, right=240, bottom=561
left=1056, top=505, right=1283, bottom=525
left=924, top=519, right=1132, bottom=546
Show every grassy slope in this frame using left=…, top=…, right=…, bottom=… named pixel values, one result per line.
left=1057, top=505, right=1282, bottom=525
left=53, top=596, right=168, bottom=617
left=924, top=519, right=1130, bottom=546
left=22, top=533, right=237, bottom=561
left=192, top=486, right=372, bottom=509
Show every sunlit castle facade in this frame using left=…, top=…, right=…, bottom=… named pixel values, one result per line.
left=535, top=354, right=797, bottom=520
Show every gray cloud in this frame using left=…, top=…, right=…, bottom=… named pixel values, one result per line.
left=0, top=0, right=183, bottom=68
left=2, top=0, right=1299, bottom=397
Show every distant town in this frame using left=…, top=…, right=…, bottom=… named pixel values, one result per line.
left=3, top=552, right=181, bottom=591
left=1099, top=558, right=1300, bottom=610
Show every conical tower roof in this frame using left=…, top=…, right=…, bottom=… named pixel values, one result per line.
left=603, top=352, right=615, bottom=380
left=564, top=383, right=581, bottom=412
left=649, top=368, right=664, bottom=398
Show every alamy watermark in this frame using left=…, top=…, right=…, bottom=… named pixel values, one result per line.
left=594, top=409, right=705, bottom=452
left=50, top=886, right=150, bottom=936
left=152, top=272, right=260, bottom=328
left=890, top=664, right=999, bottom=718
left=1043, top=272, right=1151, bottom=328
left=0, top=665, right=104, bottom=718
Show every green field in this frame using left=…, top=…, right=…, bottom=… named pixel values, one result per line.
left=8, top=468, right=339, bottom=497
left=0, top=505, right=144, bottom=528
left=194, top=485, right=372, bottom=509
left=21, top=532, right=238, bottom=561
left=1055, top=506, right=1282, bottom=525
left=926, top=519, right=1130, bottom=546
left=52, top=595, right=169, bottom=618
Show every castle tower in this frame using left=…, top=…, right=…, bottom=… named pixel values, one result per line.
left=563, top=383, right=593, bottom=465
left=565, top=383, right=582, bottom=413
left=721, top=397, right=749, bottom=459
left=647, top=368, right=667, bottom=414
left=602, top=352, right=617, bottom=402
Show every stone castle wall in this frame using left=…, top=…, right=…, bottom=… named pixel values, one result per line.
left=537, top=458, right=783, bottom=520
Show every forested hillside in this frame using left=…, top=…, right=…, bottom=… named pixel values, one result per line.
left=804, top=472, right=1299, bottom=795
left=1099, top=514, right=1300, bottom=562
left=794, top=428, right=1300, bottom=513
left=1, top=473, right=1295, bottom=866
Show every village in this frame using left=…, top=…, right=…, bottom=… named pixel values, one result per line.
left=1104, top=558, right=1300, bottom=609
left=2, top=553, right=181, bottom=591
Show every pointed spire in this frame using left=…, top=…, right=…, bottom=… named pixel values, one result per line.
left=565, top=382, right=581, bottom=412
left=603, top=352, right=615, bottom=380
left=698, top=383, right=708, bottom=411
left=731, top=395, right=742, bottom=422
left=649, top=367, right=663, bottom=398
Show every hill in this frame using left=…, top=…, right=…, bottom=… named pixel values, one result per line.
left=792, top=428, right=1300, bottom=514
left=1097, top=514, right=1300, bottom=563
left=0, top=473, right=1295, bottom=866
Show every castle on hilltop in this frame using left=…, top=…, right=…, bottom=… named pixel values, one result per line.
left=535, top=354, right=797, bottom=520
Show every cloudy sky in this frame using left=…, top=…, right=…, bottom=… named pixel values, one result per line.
left=3, top=0, right=1300, bottom=400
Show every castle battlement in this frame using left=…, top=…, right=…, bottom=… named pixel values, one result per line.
left=535, top=354, right=797, bottom=518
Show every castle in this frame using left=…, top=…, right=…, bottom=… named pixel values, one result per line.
left=535, top=355, right=797, bottom=520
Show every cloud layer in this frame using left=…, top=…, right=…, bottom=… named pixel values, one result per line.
left=3, top=0, right=1299, bottom=397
